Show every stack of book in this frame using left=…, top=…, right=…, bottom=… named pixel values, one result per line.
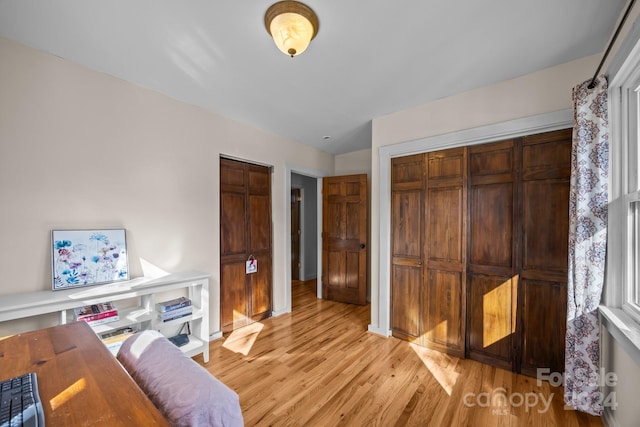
left=101, top=326, right=137, bottom=355
left=74, top=302, right=119, bottom=326
left=156, top=296, right=192, bottom=322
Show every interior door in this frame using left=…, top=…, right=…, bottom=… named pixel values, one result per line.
left=247, top=164, right=273, bottom=323
left=423, top=148, right=466, bottom=357
left=518, top=129, right=570, bottom=377
left=291, top=188, right=301, bottom=281
left=322, top=174, right=367, bottom=305
left=467, top=139, right=518, bottom=371
left=390, top=154, right=424, bottom=343
left=220, top=158, right=272, bottom=333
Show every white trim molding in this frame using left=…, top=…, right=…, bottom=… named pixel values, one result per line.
left=285, top=163, right=329, bottom=314
left=372, top=109, right=573, bottom=337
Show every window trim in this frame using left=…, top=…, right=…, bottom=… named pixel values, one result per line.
left=624, top=192, right=640, bottom=323
left=601, top=21, right=640, bottom=365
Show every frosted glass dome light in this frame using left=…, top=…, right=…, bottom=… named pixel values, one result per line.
left=265, top=1, right=319, bottom=57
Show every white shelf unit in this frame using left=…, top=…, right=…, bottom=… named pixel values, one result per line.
left=0, top=270, right=210, bottom=363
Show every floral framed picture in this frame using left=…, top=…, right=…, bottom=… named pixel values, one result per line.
left=51, top=229, right=129, bottom=290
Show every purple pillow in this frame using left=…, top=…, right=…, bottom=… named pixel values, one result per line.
left=117, top=330, right=243, bottom=427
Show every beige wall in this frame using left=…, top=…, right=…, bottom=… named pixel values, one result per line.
left=0, top=37, right=334, bottom=335
left=334, top=148, right=372, bottom=176
left=373, top=54, right=599, bottom=147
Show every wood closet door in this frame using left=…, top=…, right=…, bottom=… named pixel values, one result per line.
left=423, top=148, right=466, bottom=357
left=247, top=164, right=273, bottom=322
left=467, top=140, right=518, bottom=371
left=390, top=154, right=424, bottom=342
left=220, top=158, right=272, bottom=333
left=390, top=149, right=466, bottom=357
left=518, top=129, right=570, bottom=377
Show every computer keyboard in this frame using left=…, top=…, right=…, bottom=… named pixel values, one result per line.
left=0, top=372, right=44, bottom=427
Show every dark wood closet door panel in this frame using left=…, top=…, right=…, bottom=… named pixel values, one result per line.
left=220, top=193, right=247, bottom=256
left=427, top=187, right=464, bottom=265
left=423, top=148, right=466, bottom=356
left=391, top=265, right=421, bottom=340
left=522, top=129, right=572, bottom=181
left=427, top=149, right=465, bottom=185
left=249, top=253, right=272, bottom=321
left=392, top=154, right=424, bottom=190
left=392, top=190, right=422, bottom=259
left=220, top=158, right=272, bottom=333
left=467, top=140, right=518, bottom=370
left=391, top=155, right=425, bottom=341
left=519, top=279, right=567, bottom=377
left=522, top=180, right=570, bottom=277
left=221, top=262, right=249, bottom=331
left=220, top=160, right=246, bottom=192
left=424, top=269, right=464, bottom=356
left=468, top=140, right=516, bottom=275
left=468, top=140, right=514, bottom=180
left=519, top=129, right=570, bottom=376
left=249, top=194, right=272, bottom=251
left=467, top=274, right=516, bottom=370
left=468, top=183, right=514, bottom=270
left=248, top=165, right=270, bottom=193
left=247, top=164, right=272, bottom=322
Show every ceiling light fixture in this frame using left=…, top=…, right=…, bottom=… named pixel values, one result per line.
left=264, top=1, right=319, bottom=57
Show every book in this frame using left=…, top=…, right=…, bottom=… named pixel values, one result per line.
left=80, top=313, right=120, bottom=326
left=155, top=296, right=192, bottom=313
left=74, top=302, right=118, bottom=323
left=101, top=327, right=137, bottom=355
left=161, top=311, right=193, bottom=323
left=101, top=326, right=137, bottom=343
left=159, top=306, right=193, bottom=321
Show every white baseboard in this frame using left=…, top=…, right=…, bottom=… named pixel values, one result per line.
left=272, top=307, right=291, bottom=317
left=368, top=324, right=391, bottom=337
left=209, top=331, right=223, bottom=341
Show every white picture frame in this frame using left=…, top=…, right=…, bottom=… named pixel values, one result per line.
left=51, top=229, right=129, bottom=290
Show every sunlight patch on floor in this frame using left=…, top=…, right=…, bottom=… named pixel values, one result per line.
left=223, top=322, right=264, bottom=356
left=410, top=343, right=460, bottom=396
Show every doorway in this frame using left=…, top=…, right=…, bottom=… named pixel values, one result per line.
left=290, top=173, right=318, bottom=293
left=291, top=188, right=301, bottom=281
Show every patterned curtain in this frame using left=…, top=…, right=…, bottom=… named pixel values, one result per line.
left=564, top=76, right=609, bottom=415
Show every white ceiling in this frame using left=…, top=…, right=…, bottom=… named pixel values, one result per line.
left=0, top=0, right=626, bottom=155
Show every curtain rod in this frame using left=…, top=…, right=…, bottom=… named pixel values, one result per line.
left=588, top=0, right=637, bottom=88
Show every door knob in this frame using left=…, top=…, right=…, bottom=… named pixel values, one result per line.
left=360, top=243, right=366, bottom=249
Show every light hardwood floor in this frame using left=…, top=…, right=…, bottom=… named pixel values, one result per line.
left=194, top=280, right=603, bottom=426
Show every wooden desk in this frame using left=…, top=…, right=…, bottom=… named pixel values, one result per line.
left=0, top=322, right=168, bottom=426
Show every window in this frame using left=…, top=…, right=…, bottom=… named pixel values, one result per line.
left=609, top=37, right=640, bottom=325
